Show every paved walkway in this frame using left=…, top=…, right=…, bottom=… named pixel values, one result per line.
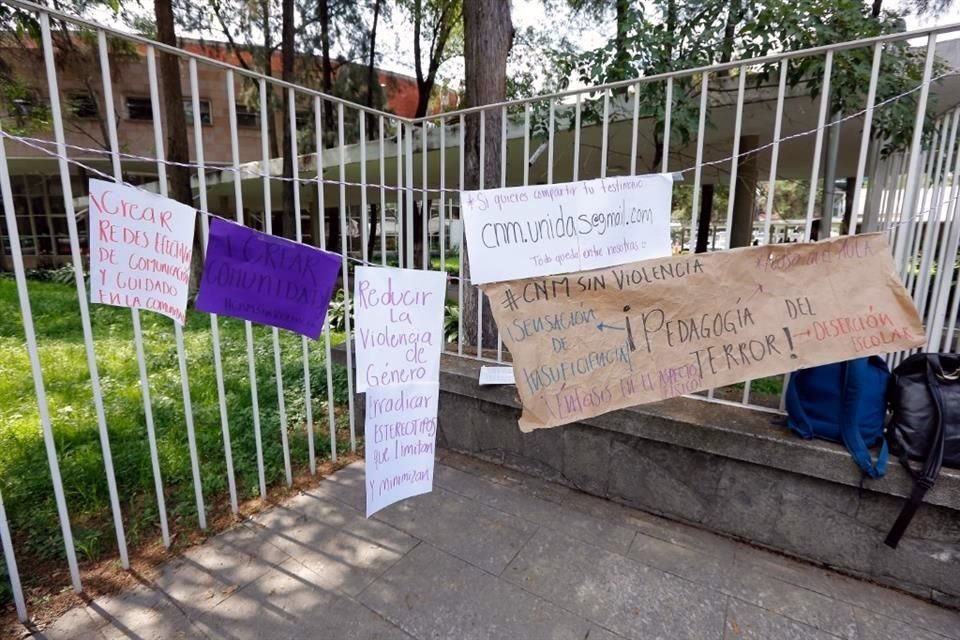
left=36, top=451, right=959, bottom=640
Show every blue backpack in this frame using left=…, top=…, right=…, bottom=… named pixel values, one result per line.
left=785, top=357, right=890, bottom=479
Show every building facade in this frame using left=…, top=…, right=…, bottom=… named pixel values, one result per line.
left=0, top=35, right=456, bottom=268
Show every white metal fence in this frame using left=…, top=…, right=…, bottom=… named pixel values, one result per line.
left=0, top=0, right=959, bottom=623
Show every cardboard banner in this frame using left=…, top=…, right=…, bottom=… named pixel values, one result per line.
left=483, top=234, right=925, bottom=431
left=354, top=266, right=446, bottom=392
left=89, top=179, right=197, bottom=323
left=461, top=174, right=673, bottom=284
left=365, top=383, right=439, bottom=517
left=195, top=218, right=341, bottom=338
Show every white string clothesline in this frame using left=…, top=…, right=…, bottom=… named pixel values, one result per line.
left=3, top=65, right=960, bottom=193
left=3, top=120, right=949, bottom=290
left=0, top=123, right=951, bottom=286
left=1, top=65, right=956, bottom=285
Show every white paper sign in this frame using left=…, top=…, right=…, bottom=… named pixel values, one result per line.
left=365, top=383, right=439, bottom=517
left=354, top=266, right=446, bottom=392
left=461, top=174, right=673, bottom=284
left=479, top=366, right=515, bottom=385
left=88, top=179, right=197, bottom=324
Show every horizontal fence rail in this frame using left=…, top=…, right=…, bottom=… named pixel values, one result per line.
left=0, top=0, right=958, bottom=624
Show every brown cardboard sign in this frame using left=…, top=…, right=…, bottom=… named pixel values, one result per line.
left=482, top=234, right=925, bottom=431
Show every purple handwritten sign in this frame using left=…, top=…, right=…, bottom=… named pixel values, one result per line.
left=195, top=217, right=341, bottom=338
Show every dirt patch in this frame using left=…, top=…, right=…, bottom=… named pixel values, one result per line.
left=0, top=452, right=362, bottom=639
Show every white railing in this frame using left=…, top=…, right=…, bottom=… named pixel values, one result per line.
left=0, top=0, right=959, bottom=623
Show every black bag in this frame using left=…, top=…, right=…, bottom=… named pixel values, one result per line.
left=884, top=353, right=960, bottom=549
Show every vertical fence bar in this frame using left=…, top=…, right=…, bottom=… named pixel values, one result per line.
left=850, top=43, right=883, bottom=226
left=259, top=79, right=292, bottom=487
left=743, top=59, right=784, bottom=407
left=762, top=60, right=788, bottom=245
left=708, top=66, right=747, bottom=404
left=100, top=31, right=173, bottom=537
left=405, top=122, right=416, bottom=270
left=894, top=35, right=937, bottom=270
left=662, top=77, right=673, bottom=173
left=227, top=70, right=267, bottom=497
left=146, top=47, right=206, bottom=528
left=768, top=60, right=789, bottom=409
left=524, top=104, right=532, bottom=184
left=315, top=97, right=337, bottom=462
left=476, top=110, right=486, bottom=359
left=689, top=71, right=709, bottom=250
left=337, top=103, right=357, bottom=452
left=440, top=118, right=446, bottom=275
left=396, top=119, right=404, bottom=265
left=422, top=119, right=429, bottom=270
left=288, top=88, right=316, bottom=475
left=630, top=86, right=640, bottom=175
left=0, top=490, right=26, bottom=621
left=723, top=68, right=747, bottom=248
left=0, top=120, right=81, bottom=594
left=458, top=114, right=465, bottom=357
left=42, top=13, right=131, bottom=560
left=805, top=51, right=833, bottom=239
left=573, top=96, right=582, bottom=181
left=496, top=106, right=508, bottom=362
left=379, top=116, right=387, bottom=266
left=189, top=60, right=238, bottom=511
left=361, top=111, right=369, bottom=266
left=601, top=90, right=610, bottom=178
left=547, top=100, right=555, bottom=184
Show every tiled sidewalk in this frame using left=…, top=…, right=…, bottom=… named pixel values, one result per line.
left=36, top=451, right=960, bottom=639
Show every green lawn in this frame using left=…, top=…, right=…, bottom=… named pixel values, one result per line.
left=0, top=277, right=350, bottom=600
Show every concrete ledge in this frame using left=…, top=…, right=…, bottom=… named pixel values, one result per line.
left=333, top=347, right=960, bottom=607
left=432, top=354, right=960, bottom=510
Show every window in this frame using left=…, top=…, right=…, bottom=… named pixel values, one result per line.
left=67, top=92, right=98, bottom=119
left=183, top=99, right=212, bottom=126
left=235, top=104, right=260, bottom=129
left=125, top=97, right=153, bottom=121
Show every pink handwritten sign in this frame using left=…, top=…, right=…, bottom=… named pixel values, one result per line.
left=88, top=180, right=197, bottom=324
left=365, top=383, right=439, bottom=517
left=353, top=266, right=446, bottom=392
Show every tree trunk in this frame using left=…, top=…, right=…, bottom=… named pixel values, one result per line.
left=718, top=1, right=741, bottom=73
left=319, top=0, right=335, bottom=136
left=368, top=204, right=379, bottom=261
left=871, top=0, right=883, bottom=18
left=154, top=0, right=199, bottom=286
left=695, top=184, right=714, bottom=253
left=842, top=176, right=856, bottom=235
left=462, top=0, right=513, bottom=352
left=613, top=0, right=630, bottom=76
left=412, top=200, right=430, bottom=269
left=730, top=135, right=758, bottom=248
left=415, top=82, right=432, bottom=119
left=665, top=0, right=676, bottom=60
left=261, top=0, right=280, bottom=161
left=367, top=0, right=381, bottom=108
left=326, top=207, right=341, bottom=257
left=281, top=0, right=295, bottom=237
